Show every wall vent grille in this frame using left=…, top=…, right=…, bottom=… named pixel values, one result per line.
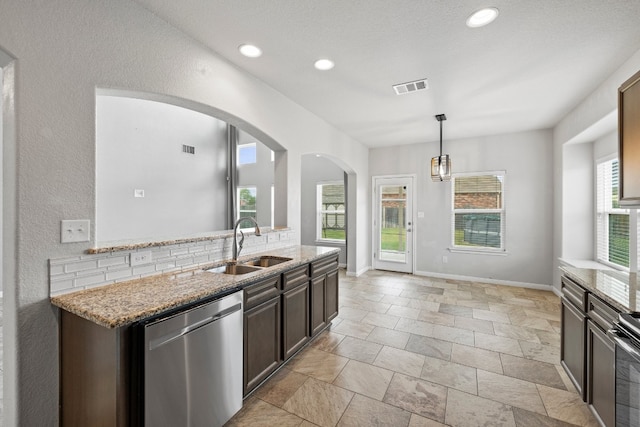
left=392, top=78, right=429, bottom=95
left=182, top=144, right=195, bottom=154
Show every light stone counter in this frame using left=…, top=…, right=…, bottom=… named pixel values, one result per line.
left=561, top=266, right=640, bottom=313
left=51, top=245, right=340, bottom=328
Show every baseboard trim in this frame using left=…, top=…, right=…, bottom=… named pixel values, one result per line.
left=413, top=270, right=554, bottom=292
left=347, top=265, right=371, bottom=277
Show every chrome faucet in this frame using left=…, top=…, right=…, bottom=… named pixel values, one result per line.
left=232, top=217, right=261, bottom=262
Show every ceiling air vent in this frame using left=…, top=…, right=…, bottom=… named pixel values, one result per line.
left=392, top=78, right=429, bottom=95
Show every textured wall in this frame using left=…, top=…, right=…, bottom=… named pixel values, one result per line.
left=0, top=0, right=369, bottom=424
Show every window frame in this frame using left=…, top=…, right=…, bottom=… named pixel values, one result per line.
left=595, top=156, right=631, bottom=271
left=236, top=185, right=257, bottom=228
left=316, top=181, right=346, bottom=243
left=450, top=171, right=506, bottom=254
left=237, top=142, right=257, bottom=165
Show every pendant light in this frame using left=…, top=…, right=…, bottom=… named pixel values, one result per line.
left=431, top=113, right=451, bottom=181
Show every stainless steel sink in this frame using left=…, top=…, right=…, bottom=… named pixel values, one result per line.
left=206, top=264, right=262, bottom=275
left=241, top=256, right=293, bottom=267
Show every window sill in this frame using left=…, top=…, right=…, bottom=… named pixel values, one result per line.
left=315, top=239, right=346, bottom=246
left=448, top=247, right=508, bottom=256
left=559, top=258, right=617, bottom=271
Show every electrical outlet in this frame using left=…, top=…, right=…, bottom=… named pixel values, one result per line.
left=130, top=251, right=153, bottom=266
left=129, top=251, right=152, bottom=267
left=61, top=220, right=90, bottom=243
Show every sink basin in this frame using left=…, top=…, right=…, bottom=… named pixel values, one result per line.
left=241, top=256, right=293, bottom=267
left=206, top=264, right=262, bottom=275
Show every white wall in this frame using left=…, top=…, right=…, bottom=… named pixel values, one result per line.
left=553, top=48, right=640, bottom=289
left=96, top=96, right=229, bottom=242
left=561, top=142, right=594, bottom=260
left=370, top=129, right=554, bottom=286
left=300, top=155, right=347, bottom=265
left=0, top=0, right=369, bottom=424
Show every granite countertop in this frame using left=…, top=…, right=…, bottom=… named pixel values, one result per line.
left=561, top=266, right=640, bottom=313
left=51, top=245, right=340, bottom=329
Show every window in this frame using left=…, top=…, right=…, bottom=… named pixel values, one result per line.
left=237, top=186, right=257, bottom=225
left=452, top=172, right=505, bottom=252
left=316, top=182, right=345, bottom=241
left=238, top=143, right=256, bottom=165
left=596, top=158, right=630, bottom=269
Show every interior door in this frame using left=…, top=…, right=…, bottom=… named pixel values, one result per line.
left=373, top=176, right=414, bottom=273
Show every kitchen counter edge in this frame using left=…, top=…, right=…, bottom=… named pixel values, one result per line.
left=51, top=245, right=340, bottom=329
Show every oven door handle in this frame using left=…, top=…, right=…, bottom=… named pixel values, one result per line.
left=608, top=328, right=640, bottom=364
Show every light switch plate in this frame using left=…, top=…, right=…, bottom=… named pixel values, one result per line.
left=61, top=220, right=90, bottom=243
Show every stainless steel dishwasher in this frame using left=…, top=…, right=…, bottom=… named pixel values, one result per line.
left=141, top=290, right=243, bottom=427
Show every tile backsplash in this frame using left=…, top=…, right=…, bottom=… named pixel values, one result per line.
left=49, top=230, right=296, bottom=296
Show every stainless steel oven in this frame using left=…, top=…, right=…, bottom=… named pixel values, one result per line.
left=608, top=312, right=640, bottom=427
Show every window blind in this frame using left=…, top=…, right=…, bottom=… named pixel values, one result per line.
left=596, top=158, right=630, bottom=268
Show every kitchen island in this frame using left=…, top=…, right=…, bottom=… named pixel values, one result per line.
left=52, top=245, right=340, bottom=427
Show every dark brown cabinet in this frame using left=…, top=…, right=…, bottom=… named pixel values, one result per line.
left=561, top=275, right=618, bottom=427
left=309, top=254, right=339, bottom=337
left=283, top=283, right=310, bottom=359
left=561, top=294, right=587, bottom=399
left=243, top=259, right=340, bottom=396
left=243, top=295, right=281, bottom=395
left=586, top=294, right=617, bottom=427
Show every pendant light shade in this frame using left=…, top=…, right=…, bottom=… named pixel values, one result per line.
left=431, top=114, right=451, bottom=181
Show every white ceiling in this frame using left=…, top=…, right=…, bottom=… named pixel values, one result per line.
left=133, top=0, right=640, bottom=148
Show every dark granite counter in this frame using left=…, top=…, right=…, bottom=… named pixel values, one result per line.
left=51, top=245, right=339, bottom=328
left=561, top=266, right=640, bottom=313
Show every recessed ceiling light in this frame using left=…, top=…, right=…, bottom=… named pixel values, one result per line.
left=314, top=59, right=335, bottom=71
left=466, top=7, right=499, bottom=28
left=238, top=44, right=262, bottom=58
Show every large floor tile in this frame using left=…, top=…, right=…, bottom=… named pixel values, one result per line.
left=450, top=343, right=503, bottom=374
left=227, top=397, right=304, bottom=427
left=361, top=311, right=401, bottom=329
left=438, top=303, right=473, bottom=318
left=493, top=322, right=541, bottom=343
left=453, top=315, right=494, bottom=334
left=537, top=384, right=600, bottom=427
left=409, top=413, right=447, bottom=426
left=420, top=356, right=477, bottom=395
left=395, top=317, right=436, bottom=337
left=444, top=388, right=516, bottom=427
left=512, top=407, right=580, bottom=427
left=373, top=345, right=425, bottom=377
left=282, top=378, right=354, bottom=427
left=500, top=353, right=566, bottom=390
left=253, top=367, right=308, bottom=408
left=388, top=305, right=421, bottom=320
left=331, top=336, right=383, bottom=363
left=430, top=324, right=475, bottom=346
left=309, top=330, right=345, bottom=352
left=333, top=359, right=394, bottom=400
left=332, top=318, right=376, bottom=339
left=405, top=334, right=452, bottom=361
left=474, top=331, right=524, bottom=357
left=417, top=309, right=455, bottom=326
left=287, top=347, right=349, bottom=382
left=366, top=326, right=411, bottom=349
left=337, top=394, right=412, bottom=427
left=477, top=370, right=546, bottom=415
left=383, top=373, right=448, bottom=423
left=519, top=341, right=561, bottom=365
left=473, top=308, right=511, bottom=324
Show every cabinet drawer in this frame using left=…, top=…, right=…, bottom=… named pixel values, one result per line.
left=562, top=276, right=587, bottom=311
left=587, top=294, right=618, bottom=332
left=310, top=255, right=339, bottom=278
left=244, top=275, right=281, bottom=309
left=282, top=264, right=309, bottom=291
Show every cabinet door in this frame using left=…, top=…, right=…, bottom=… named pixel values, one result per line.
left=310, top=275, right=327, bottom=337
left=244, top=296, right=281, bottom=395
left=325, top=268, right=339, bottom=323
left=587, top=320, right=615, bottom=427
left=283, top=283, right=310, bottom=360
left=561, top=296, right=587, bottom=400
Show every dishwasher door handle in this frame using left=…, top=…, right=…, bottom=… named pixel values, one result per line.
left=608, top=327, right=640, bottom=364
left=149, top=302, right=242, bottom=351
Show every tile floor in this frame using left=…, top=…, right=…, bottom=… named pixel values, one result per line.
left=226, top=269, right=599, bottom=427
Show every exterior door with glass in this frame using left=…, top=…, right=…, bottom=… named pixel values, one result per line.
left=373, top=176, right=414, bottom=273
